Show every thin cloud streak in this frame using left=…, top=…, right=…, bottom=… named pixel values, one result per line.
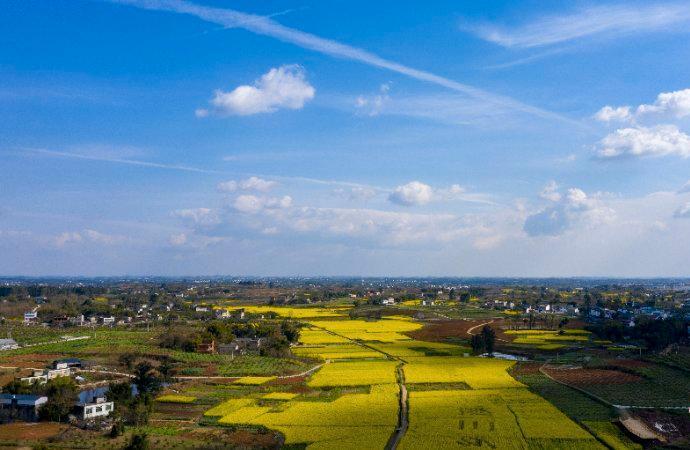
left=464, top=3, right=690, bottom=48
left=28, top=148, right=222, bottom=174
left=111, top=0, right=577, bottom=125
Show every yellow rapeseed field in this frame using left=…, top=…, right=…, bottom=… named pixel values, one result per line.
left=404, top=357, right=524, bottom=389
left=212, top=384, right=398, bottom=449
left=155, top=394, right=196, bottom=403
left=400, top=389, right=599, bottom=450
left=292, top=344, right=386, bottom=360
left=232, top=376, right=276, bottom=385
left=307, top=360, right=398, bottom=387
left=308, top=317, right=421, bottom=342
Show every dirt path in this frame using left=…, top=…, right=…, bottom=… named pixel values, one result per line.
left=386, top=364, right=409, bottom=450
left=466, top=320, right=510, bottom=343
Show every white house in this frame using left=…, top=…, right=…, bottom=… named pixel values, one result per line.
left=382, top=298, right=396, bottom=305
left=77, top=397, right=114, bottom=420
left=0, top=339, right=18, bottom=350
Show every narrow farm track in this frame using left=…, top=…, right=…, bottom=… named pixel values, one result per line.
left=466, top=320, right=510, bottom=343
left=310, top=324, right=410, bottom=449
left=385, top=364, right=409, bottom=450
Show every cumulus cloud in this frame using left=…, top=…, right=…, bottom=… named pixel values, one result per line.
left=596, top=88, right=690, bottom=124
left=596, top=125, right=690, bottom=159
left=539, top=181, right=562, bottom=202
left=196, top=65, right=315, bottom=117
left=217, top=176, right=277, bottom=193
left=388, top=181, right=434, bottom=206
left=637, top=88, right=690, bottom=119
left=173, top=208, right=221, bottom=226
left=594, top=106, right=631, bottom=123
left=524, top=187, right=615, bottom=236
left=674, top=202, right=690, bottom=218
left=233, top=195, right=292, bottom=214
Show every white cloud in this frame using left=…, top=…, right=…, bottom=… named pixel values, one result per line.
left=173, top=208, right=221, bottom=226
left=169, top=233, right=188, bottom=246
left=239, top=176, right=278, bottom=192
left=596, top=88, right=690, bottom=124
left=388, top=181, right=434, bottom=206
left=54, top=230, right=129, bottom=247
left=198, top=65, right=314, bottom=116
left=678, top=180, right=690, bottom=193
left=594, top=106, right=631, bottom=123
left=637, top=88, right=690, bottom=119
left=539, top=181, right=561, bottom=202
left=596, top=125, right=690, bottom=159
left=217, top=176, right=277, bottom=193
left=54, top=232, right=83, bottom=247
left=674, top=202, right=690, bottom=218
left=83, top=229, right=129, bottom=245
left=233, top=195, right=292, bottom=213
left=462, top=4, right=690, bottom=48
left=118, top=0, right=571, bottom=124
left=335, top=186, right=378, bottom=201
left=355, top=83, right=391, bottom=116
left=524, top=187, right=615, bottom=236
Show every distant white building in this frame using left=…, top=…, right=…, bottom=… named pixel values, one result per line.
left=0, top=339, right=18, bottom=350
left=76, top=397, right=114, bottom=420
left=382, top=298, right=396, bottom=305
left=23, top=311, right=38, bottom=324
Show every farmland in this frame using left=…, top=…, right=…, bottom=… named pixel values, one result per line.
left=1, top=282, right=685, bottom=449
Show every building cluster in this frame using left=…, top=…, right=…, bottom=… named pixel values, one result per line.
left=0, top=358, right=115, bottom=424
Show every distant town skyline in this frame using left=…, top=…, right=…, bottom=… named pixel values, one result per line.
left=2, top=0, right=690, bottom=276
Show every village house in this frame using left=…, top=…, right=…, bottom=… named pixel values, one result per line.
left=197, top=339, right=216, bottom=354
left=20, top=366, right=71, bottom=385
left=75, top=396, right=114, bottom=420
left=0, top=394, right=47, bottom=422
left=0, top=339, right=18, bottom=350
left=23, top=311, right=38, bottom=325
left=382, top=297, right=396, bottom=306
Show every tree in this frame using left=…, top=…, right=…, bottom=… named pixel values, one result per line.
left=481, top=325, right=496, bottom=356
left=39, top=377, right=78, bottom=422
left=133, top=360, right=162, bottom=396
left=125, top=432, right=149, bottom=450
left=459, top=292, right=471, bottom=303
left=470, top=334, right=485, bottom=355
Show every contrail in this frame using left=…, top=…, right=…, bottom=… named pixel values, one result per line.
left=28, top=148, right=222, bottom=174
left=110, top=0, right=578, bottom=125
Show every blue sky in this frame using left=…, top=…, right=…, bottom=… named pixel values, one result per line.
left=2, top=0, right=690, bottom=276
